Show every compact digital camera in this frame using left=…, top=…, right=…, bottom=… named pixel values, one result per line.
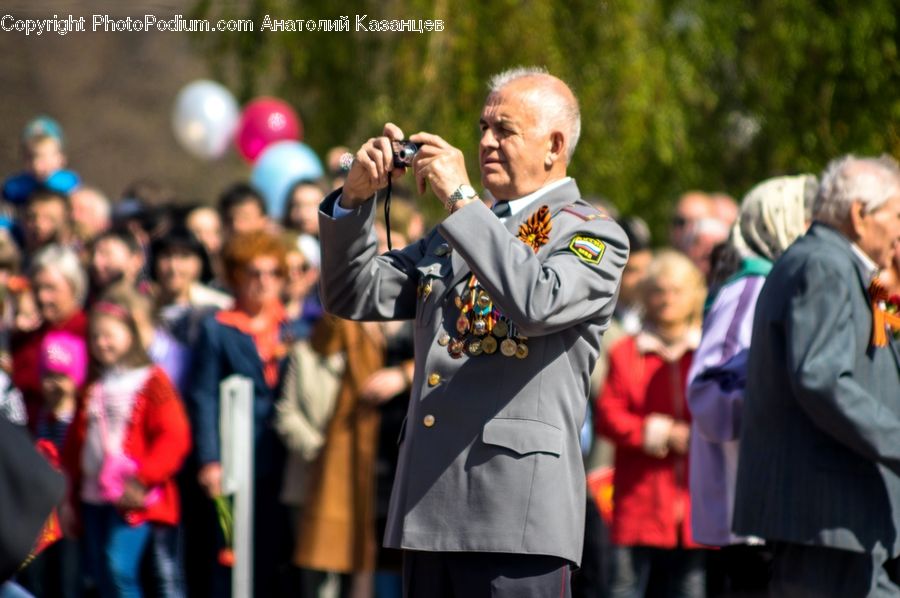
left=392, top=140, right=419, bottom=168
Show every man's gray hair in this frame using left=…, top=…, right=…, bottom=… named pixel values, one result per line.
left=813, top=154, right=900, bottom=227
left=488, top=66, right=581, bottom=164
left=73, top=185, right=112, bottom=221
left=29, top=244, right=88, bottom=306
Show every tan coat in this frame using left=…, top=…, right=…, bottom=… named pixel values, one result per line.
left=292, top=316, right=384, bottom=573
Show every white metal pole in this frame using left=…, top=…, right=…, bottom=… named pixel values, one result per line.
left=219, top=375, right=254, bottom=598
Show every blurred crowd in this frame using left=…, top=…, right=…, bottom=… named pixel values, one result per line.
left=2, top=114, right=899, bottom=598
left=0, top=118, right=425, bottom=598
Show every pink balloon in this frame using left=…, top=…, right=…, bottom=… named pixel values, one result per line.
left=235, top=97, right=302, bottom=162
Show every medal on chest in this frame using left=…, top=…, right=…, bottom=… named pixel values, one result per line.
left=445, top=205, right=550, bottom=359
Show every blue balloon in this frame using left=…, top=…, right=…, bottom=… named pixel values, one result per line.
left=2, top=169, right=80, bottom=204
left=2, top=173, right=37, bottom=204
left=251, top=141, right=324, bottom=219
left=46, top=169, right=80, bottom=194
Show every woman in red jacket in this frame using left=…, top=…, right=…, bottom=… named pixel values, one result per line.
left=597, top=250, right=707, bottom=598
left=62, top=294, right=190, bottom=598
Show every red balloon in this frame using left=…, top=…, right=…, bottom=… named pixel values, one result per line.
left=235, top=98, right=302, bottom=162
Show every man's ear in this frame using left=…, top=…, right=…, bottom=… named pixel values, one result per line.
left=546, top=131, right=565, bottom=168
left=848, top=200, right=866, bottom=240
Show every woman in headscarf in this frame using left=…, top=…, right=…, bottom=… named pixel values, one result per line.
left=687, top=174, right=818, bottom=595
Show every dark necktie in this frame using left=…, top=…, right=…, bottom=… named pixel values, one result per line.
left=492, top=201, right=511, bottom=219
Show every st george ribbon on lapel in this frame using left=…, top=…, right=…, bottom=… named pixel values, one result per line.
left=868, top=277, right=900, bottom=348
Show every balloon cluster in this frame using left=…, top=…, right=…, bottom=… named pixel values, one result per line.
left=171, top=80, right=323, bottom=219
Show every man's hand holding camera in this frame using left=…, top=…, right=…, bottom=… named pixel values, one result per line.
left=341, top=122, right=478, bottom=214
left=409, top=131, right=478, bottom=213
left=341, top=123, right=408, bottom=208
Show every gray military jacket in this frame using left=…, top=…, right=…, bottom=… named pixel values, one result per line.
left=318, top=180, right=628, bottom=565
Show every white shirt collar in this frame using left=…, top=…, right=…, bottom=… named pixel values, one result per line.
left=850, top=242, right=879, bottom=279
left=492, top=177, right=572, bottom=220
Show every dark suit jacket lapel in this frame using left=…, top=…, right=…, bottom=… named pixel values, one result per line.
left=445, top=180, right=583, bottom=292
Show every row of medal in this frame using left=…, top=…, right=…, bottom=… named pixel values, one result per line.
left=438, top=275, right=529, bottom=359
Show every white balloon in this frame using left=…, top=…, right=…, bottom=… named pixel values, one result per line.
left=172, top=80, right=240, bottom=160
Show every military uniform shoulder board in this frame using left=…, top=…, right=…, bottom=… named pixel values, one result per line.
left=560, top=205, right=611, bottom=221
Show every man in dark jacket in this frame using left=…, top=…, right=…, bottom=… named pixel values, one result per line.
left=734, top=155, right=900, bottom=596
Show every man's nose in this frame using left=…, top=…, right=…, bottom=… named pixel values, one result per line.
left=480, top=129, right=497, bottom=149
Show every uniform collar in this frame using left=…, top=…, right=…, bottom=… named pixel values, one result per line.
left=443, top=178, right=583, bottom=295
left=492, top=177, right=573, bottom=221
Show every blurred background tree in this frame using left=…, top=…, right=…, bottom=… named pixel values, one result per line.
left=193, top=0, right=899, bottom=240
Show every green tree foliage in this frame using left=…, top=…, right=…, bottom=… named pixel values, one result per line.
left=193, top=0, right=899, bottom=239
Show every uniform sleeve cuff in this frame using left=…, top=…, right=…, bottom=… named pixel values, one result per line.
left=332, top=194, right=356, bottom=218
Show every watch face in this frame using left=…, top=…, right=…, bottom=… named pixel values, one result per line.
left=458, top=184, right=476, bottom=199
left=448, top=185, right=477, bottom=209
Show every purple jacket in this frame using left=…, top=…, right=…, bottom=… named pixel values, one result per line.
left=687, top=274, right=765, bottom=546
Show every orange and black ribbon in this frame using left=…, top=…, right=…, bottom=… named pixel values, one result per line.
left=869, top=278, right=900, bottom=347
left=517, top=205, right=552, bottom=253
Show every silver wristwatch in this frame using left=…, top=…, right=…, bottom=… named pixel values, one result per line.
left=446, top=184, right=478, bottom=212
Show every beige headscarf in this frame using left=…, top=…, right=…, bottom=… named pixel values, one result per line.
left=731, top=174, right=817, bottom=261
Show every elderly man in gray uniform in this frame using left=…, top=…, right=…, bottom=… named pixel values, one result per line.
left=318, top=67, right=628, bottom=597
left=734, top=155, right=900, bottom=596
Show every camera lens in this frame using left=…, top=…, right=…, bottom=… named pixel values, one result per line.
left=393, top=140, right=419, bottom=167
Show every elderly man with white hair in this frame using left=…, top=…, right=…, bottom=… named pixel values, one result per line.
left=69, top=185, right=111, bottom=244
left=317, top=67, right=629, bottom=596
left=734, top=155, right=900, bottom=597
